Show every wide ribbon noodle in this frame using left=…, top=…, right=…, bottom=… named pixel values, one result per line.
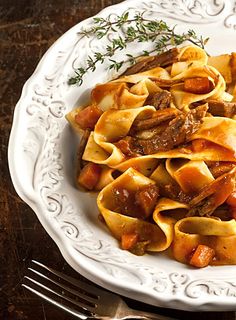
left=67, top=45, right=236, bottom=267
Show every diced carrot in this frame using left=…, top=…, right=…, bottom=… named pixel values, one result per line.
left=226, top=191, right=236, bottom=208
left=78, top=163, right=102, bottom=190
left=191, top=139, right=207, bottom=152
left=121, top=233, right=139, bottom=250
left=75, top=105, right=103, bottom=130
left=184, top=77, right=212, bottom=94
left=135, top=184, right=159, bottom=219
left=189, top=244, right=215, bottom=268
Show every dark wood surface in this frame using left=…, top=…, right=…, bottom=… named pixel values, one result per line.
left=1, top=1, right=236, bottom=319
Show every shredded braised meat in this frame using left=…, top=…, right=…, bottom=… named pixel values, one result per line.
left=207, top=161, right=235, bottom=178
left=122, top=48, right=179, bottom=76
left=161, top=183, right=192, bottom=204
left=188, top=168, right=236, bottom=217
left=130, top=108, right=179, bottom=132
left=115, top=137, right=140, bottom=157
left=145, top=90, right=172, bottom=110
left=118, top=105, right=208, bottom=155
left=207, top=100, right=236, bottom=118
left=193, top=100, right=236, bottom=118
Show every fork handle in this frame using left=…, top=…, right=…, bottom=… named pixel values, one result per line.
left=93, top=315, right=177, bottom=320
left=91, top=311, right=177, bottom=320
left=120, top=310, right=178, bottom=320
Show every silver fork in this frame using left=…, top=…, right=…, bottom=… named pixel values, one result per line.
left=22, top=260, right=178, bottom=320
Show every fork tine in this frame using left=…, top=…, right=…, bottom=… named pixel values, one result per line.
left=31, top=260, right=103, bottom=297
left=24, top=275, right=95, bottom=315
left=25, top=261, right=179, bottom=320
left=22, top=283, right=88, bottom=320
left=28, top=267, right=96, bottom=305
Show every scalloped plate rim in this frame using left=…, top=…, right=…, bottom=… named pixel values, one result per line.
left=8, top=0, right=236, bottom=312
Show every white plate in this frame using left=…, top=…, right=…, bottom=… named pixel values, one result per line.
left=8, top=0, right=236, bottom=311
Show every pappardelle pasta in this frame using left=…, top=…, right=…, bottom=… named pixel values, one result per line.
left=66, top=46, right=236, bottom=268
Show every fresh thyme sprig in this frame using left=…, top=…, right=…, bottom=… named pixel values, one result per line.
left=68, top=12, right=208, bottom=85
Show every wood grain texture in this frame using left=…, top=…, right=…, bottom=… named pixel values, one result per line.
left=0, top=1, right=235, bottom=319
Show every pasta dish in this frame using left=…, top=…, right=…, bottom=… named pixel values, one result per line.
left=66, top=46, right=236, bottom=268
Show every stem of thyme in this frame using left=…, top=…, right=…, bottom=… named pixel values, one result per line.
left=68, top=11, right=208, bottom=85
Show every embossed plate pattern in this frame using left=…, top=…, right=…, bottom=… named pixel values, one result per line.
left=8, top=0, right=236, bottom=311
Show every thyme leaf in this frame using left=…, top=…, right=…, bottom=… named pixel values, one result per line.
left=68, top=11, right=208, bottom=86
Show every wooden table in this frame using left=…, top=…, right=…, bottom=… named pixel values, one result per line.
left=0, top=1, right=235, bottom=319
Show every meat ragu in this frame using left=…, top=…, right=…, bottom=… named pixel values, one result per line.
left=122, top=48, right=179, bottom=76
left=112, top=184, right=159, bottom=220
left=160, top=183, right=192, bottom=204
left=193, top=99, right=236, bottom=118
left=115, top=137, right=140, bottom=158
left=207, top=100, right=236, bottom=118
left=145, top=90, right=172, bottom=109
left=188, top=168, right=236, bottom=217
left=138, top=105, right=207, bottom=154
left=131, top=108, right=179, bottom=132
left=67, top=45, right=236, bottom=267
left=207, top=161, right=235, bottom=178
left=118, top=105, right=208, bottom=155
